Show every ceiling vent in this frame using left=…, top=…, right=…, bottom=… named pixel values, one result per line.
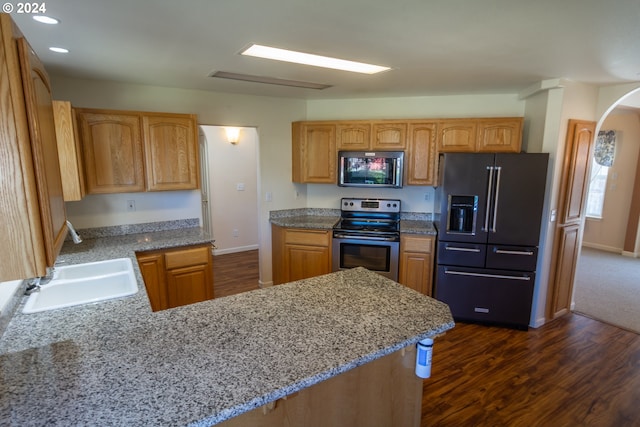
left=209, top=71, right=331, bottom=90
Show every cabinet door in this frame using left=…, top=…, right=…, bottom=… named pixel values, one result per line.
left=166, top=263, right=214, bottom=309
left=476, top=118, right=522, bottom=153
left=285, top=244, right=331, bottom=282
left=406, top=122, right=437, bottom=186
left=292, top=122, right=336, bottom=183
left=143, top=114, right=199, bottom=191
left=53, top=100, right=85, bottom=201
left=437, top=119, right=477, bottom=152
left=372, top=122, right=407, bottom=149
left=336, top=122, right=371, bottom=150
left=399, top=235, right=434, bottom=296
left=78, top=110, right=145, bottom=194
left=136, top=252, right=167, bottom=311
left=17, top=37, right=67, bottom=268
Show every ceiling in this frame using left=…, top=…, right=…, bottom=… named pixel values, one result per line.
left=11, top=0, right=640, bottom=105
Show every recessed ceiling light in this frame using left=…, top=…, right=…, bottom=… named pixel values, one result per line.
left=33, top=15, right=59, bottom=24
left=240, top=44, right=390, bottom=75
left=49, top=47, right=69, bottom=53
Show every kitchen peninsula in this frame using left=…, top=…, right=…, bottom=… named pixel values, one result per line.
left=0, top=223, right=454, bottom=426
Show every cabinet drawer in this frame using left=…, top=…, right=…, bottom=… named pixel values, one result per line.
left=401, top=235, right=433, bottom=253
left=165, top=246, right=210, bottom=269
left=284, top=229, right=330, bottom=247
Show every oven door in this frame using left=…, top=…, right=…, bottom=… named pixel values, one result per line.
left=332, top=233, right=399, bottom=281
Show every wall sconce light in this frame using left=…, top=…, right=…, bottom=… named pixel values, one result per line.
left=225, top=127, right=241, bottom=145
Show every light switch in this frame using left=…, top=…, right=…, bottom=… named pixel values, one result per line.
left=236, top=183, right=245, bottom=191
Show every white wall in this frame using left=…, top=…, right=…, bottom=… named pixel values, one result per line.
left=66, top=191, right=200, bottom=229
left=583, top=110, right=640, bottom=252
left=201, top=125, right=259, bottom=255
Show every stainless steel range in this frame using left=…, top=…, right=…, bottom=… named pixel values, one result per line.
left=332, top=198, right=401, bottom=281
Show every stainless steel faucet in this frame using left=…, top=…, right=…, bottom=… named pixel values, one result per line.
left=66, top=220, right=83, bottom=244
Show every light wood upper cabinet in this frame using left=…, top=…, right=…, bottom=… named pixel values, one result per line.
left=406, top=122, right=437, bottom=186
left=142, top=114, right=199, bottom=191
left=335, top=121, right=407, bottom=150
left=372, top=121, right=407, bottom=149
left=292, top=122, right=336, bottom=183
left=52, top=100, right=86, bottom=201
left=336, top=122, right=371, bottom=150
left=77, top=110, right=146, bottom=194
left=76, top=108, right=199, bottom=194
left=0, top=15, right=67, bottom=280
left=476, top=118, right=523, bottom=153
left=437, top=119, right=477, bottom=152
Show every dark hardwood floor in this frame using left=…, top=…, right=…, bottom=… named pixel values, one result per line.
left=422, top=314, right=640, bottom=427
left=213, top=249, right=261, bottom=298
left=210, top=251, right=640, bottom=426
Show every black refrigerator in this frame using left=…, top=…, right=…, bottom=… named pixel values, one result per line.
left=434, top=152, right=549, bottom=329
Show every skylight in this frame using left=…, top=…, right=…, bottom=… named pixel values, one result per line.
left=240, top=44, right=390, bottom=75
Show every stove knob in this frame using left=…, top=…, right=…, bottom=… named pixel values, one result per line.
left=349, top=202, right=354, bottom=206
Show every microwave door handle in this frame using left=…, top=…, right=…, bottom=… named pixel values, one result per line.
left=491, top=166, right=502, bottom=233
left=483, top=166, right=494, bottom=232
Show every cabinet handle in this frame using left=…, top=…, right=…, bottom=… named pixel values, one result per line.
left=495, top=249, right=534, bottom=256
left=490, top=166, right=502, bottom=232
left=445, top=270, right=531, bottom=281
left=483, top=166, right=494, bottom=232
left=445, top=246, right=480, bottom=253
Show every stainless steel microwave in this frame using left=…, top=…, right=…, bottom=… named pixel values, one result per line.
left=338, top=151, right=404, bottom=188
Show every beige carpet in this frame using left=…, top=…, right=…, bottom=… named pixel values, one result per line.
left=573, top=247, right=640, bottom=334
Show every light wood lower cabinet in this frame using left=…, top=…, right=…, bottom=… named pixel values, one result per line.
left=218, top=345, right=422, bottom=427
left=272, top=224, right=332, bottom=285
left=136, top=244, right=213, bottom=311
left=399, top=234, right=434, bottom=296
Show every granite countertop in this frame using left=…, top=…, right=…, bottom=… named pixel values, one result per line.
left=269, top=208, right=437, bottom=235
left=0, top=224, right=454, bottom=427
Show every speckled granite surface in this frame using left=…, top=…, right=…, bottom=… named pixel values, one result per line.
left=269, top=208, right=340, bottom=229
left=0, top=234, right=454, bottom=427
left=269, top=208, right=436, bottom=235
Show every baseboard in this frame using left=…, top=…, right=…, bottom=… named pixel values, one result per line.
left=581, top=242, right=622, bottom=254
left=532, top=316, right=546, bottom=328
left=213, top=244, right=259, bottom=256
left=259, top=280, right=273, bottom=288
left=621, top=251, right=639, bottom=258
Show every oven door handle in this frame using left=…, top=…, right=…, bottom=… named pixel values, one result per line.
left=333, top=233, right=398, bottom=242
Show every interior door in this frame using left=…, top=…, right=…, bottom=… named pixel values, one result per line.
left=546, top=119, right=596, bottom=320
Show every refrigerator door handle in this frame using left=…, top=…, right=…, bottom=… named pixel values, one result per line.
left=483, top=166, right=494, bottom=232
left=495, top=249, right=535, bottom=256
left=444, top=270, right=531, bottom=281
left=445, top=246, right=481, bottom=253
left=490, top=166, right=502, bottom=232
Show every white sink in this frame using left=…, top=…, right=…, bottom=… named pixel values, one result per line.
left=23, top=258, right=138, bottom=314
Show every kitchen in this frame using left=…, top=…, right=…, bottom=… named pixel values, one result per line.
left=2, top=1, right=640, bottom=425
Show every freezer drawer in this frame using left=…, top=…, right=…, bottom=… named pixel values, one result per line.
left=435, top=266, right=535, bottom=329
left=437, top=241, right=486, bottom=268
left=486, top=245, right=538, bottom=271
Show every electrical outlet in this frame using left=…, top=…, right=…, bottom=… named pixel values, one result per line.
left=236, top=183, right=245, bottom=191
left=424, top=193, right=431, bottom=201
left=127, top=200, right=136, bottom=212
left=233, top=229, right=239, bottom=237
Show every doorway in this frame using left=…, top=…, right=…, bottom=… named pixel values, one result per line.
left=199, top=125, right=261, bottom=297
left=572, top=89, right=640, bottom=327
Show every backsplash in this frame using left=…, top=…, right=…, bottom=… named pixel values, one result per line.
left=68, top=218, right=200, bottom=240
